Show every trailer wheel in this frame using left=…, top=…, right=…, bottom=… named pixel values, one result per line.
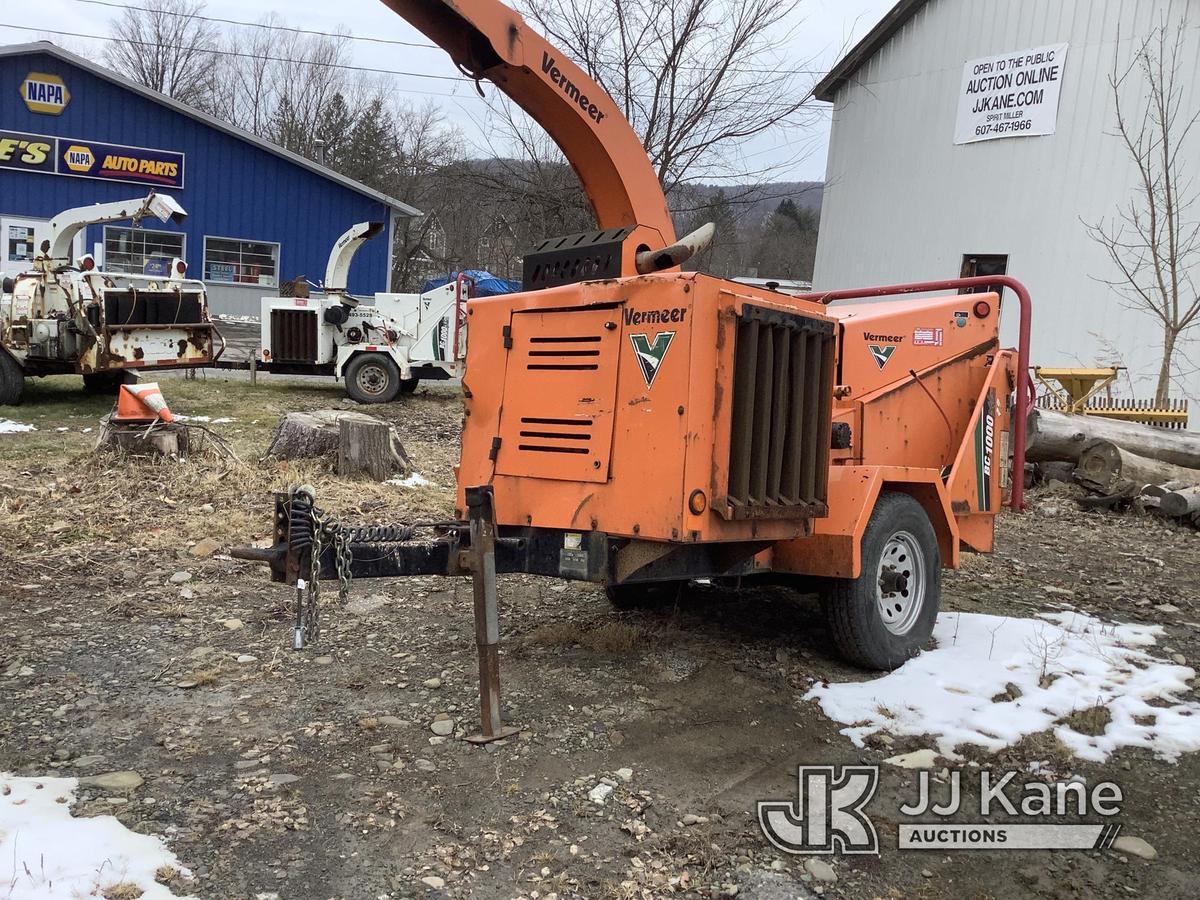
left=82, top=370, right=134, bottom=395
left=399, top=377, right=419, bottom=394
left=605, top=581, right=684, bottom=610
left=345, top=354, right=401, bottom=404
left=819, top=492, right=940, bottom=670
left=0, top=351, right=23, bottom=406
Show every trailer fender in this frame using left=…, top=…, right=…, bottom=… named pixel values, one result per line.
left=769, top=466, right=958, bottom=579
left=336, top=345, right=411, bottom=380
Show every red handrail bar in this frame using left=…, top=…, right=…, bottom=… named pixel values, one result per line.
left=795, top=276, right=1034, bottom=511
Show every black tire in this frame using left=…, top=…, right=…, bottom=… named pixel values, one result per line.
left=344, top=354, right=402, bottom=404
left=605, top=581, right=684, bottom=610
left=399, top=377, right=420, bottom=394
left=819, top=492, right=940, bottom=670
left=0, top=351, right=23, bottom=406
left=82, top=370, right=134, bottom=395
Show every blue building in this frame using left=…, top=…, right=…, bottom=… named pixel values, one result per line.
left=0, top=42, right=418, bottom=316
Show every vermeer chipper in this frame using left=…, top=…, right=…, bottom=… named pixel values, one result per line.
left=235, top=0, right=1034, bottom=742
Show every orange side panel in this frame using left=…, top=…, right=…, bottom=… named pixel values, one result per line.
left=496, top=307, right=622, bottom=484
left=947, top=348, right=1017, bottom=552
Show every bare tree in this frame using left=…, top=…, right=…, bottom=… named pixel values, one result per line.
left=1087, top=17, right=1200, bottom=404
left=519, top=0, right=820, bottom=193
left=104, top=0, right=219, bottom=106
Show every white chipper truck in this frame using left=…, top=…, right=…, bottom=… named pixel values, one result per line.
left=0, top=192, right=224, bottom=405
left=251, top=221, right=469, bottom=403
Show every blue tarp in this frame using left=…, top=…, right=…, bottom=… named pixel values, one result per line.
left=422, top=270, right=520, bottom=297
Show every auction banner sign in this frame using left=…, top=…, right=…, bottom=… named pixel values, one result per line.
left=0, top=128, right=184, bottom=187
left=954, top=43, right=1069, bottom=144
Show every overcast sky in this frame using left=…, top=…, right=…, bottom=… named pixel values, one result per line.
left=12, top=0, right=897, bottom=182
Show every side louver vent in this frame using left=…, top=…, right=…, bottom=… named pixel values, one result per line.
left=526, top=335, right=602, bottom=371
left=724, top=304, right=835, bottom=519
left=516, top=416, right=593, bottom=454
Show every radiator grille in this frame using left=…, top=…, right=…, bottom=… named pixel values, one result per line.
left=724, top=305, right=835, bottom=519
left=270, top=309, right=318, bottom=363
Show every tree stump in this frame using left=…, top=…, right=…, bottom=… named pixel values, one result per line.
left=337, top=417, right=412, bottom=481
left=267, top=409, right=411, bottom=481
left=96, top=416, right=190, bottom=458
left=268, top=410, right=369, bottom=459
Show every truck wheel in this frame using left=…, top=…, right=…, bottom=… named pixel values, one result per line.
left=345, top=354, right=401, bottom=404
left=399, top=377, right=420, bottom=394
left=0, top=351, right=23, bottom=406
left=82, top=371, right=133, bottom=395
left=819, top=493, right=940, bottom=670
left=605, top=582, right=684, bottom=610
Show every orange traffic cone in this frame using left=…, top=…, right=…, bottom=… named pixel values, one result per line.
left=114, top=382, right=175, bottom=424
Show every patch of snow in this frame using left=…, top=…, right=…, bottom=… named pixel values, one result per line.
left=386, top=472, right=432, bottom=488
left=172, top=415, right=233, bottom=424
left=0, top=774, right=196, bottom=899
left=0, top=419, right=36, bottom=433
left=213, top=313, right=260, bottom=324
left=806, top=611, right=1200, bottom=763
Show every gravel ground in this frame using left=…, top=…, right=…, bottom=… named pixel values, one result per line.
left=1, top=378, right=1198, bottom=899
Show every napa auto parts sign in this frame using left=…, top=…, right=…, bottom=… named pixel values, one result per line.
left=954, top=43, right=1069, bottom=144
left=0, top=129, right=184, bottom=188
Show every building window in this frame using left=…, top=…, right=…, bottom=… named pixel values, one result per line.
left=203, top=236, right=279, bottom=287
left=103, top=226, right=185, bottom=275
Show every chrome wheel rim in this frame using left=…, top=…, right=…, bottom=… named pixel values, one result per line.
left=356, top=364, right=389, bottom=397
left=876, top=530, right=925, bottom=635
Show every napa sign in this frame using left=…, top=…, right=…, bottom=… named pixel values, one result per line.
left=20, top=72, right=70, bottom=115
left=0, top=128, right=185, bottom=188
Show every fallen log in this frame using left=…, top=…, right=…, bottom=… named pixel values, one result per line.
left=1027, top=409, right=1200, bottom=468
left=1074, top=440, right=1200, bottom=494
left=1142, top=480, right=1191, bottom=498
left=1160, top=486, right=1200, bottom=517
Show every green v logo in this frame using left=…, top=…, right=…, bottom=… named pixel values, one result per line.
left=630, top=332, right=675, bottom=387
left=869, top=344, right=895, bottom=370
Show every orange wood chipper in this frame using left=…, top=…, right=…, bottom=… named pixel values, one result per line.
left=236, top=0, right=1034, bottom=742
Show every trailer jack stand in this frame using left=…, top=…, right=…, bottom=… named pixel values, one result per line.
left=462, top=485, right=521, bottom=745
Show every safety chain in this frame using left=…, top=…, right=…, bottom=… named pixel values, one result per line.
left=287, top=486, right=438, bottom=649
left=291, top=489, right=352, bottom=649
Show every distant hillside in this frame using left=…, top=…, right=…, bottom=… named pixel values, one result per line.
left=679, top=181, right=824, bottom=225
left=460, top=158, right=824, bottom=226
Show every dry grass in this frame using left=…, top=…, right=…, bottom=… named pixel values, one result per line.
left=188, top=668, right=222, bottom=687
left=154, top=865, right=178, bottom=884
left=101, top=882, right=144, bottom=899
left=1059, top=705, right=1112, bottom=737
left=0, top=374, right=461, bottom=596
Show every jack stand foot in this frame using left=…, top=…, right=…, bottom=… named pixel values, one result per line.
left=464, top=485, right=521, bottom=745
left=463, top=726, right=521, bottom=745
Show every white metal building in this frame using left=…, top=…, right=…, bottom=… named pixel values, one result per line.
left=813, top=0, right=1200, bottom=410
